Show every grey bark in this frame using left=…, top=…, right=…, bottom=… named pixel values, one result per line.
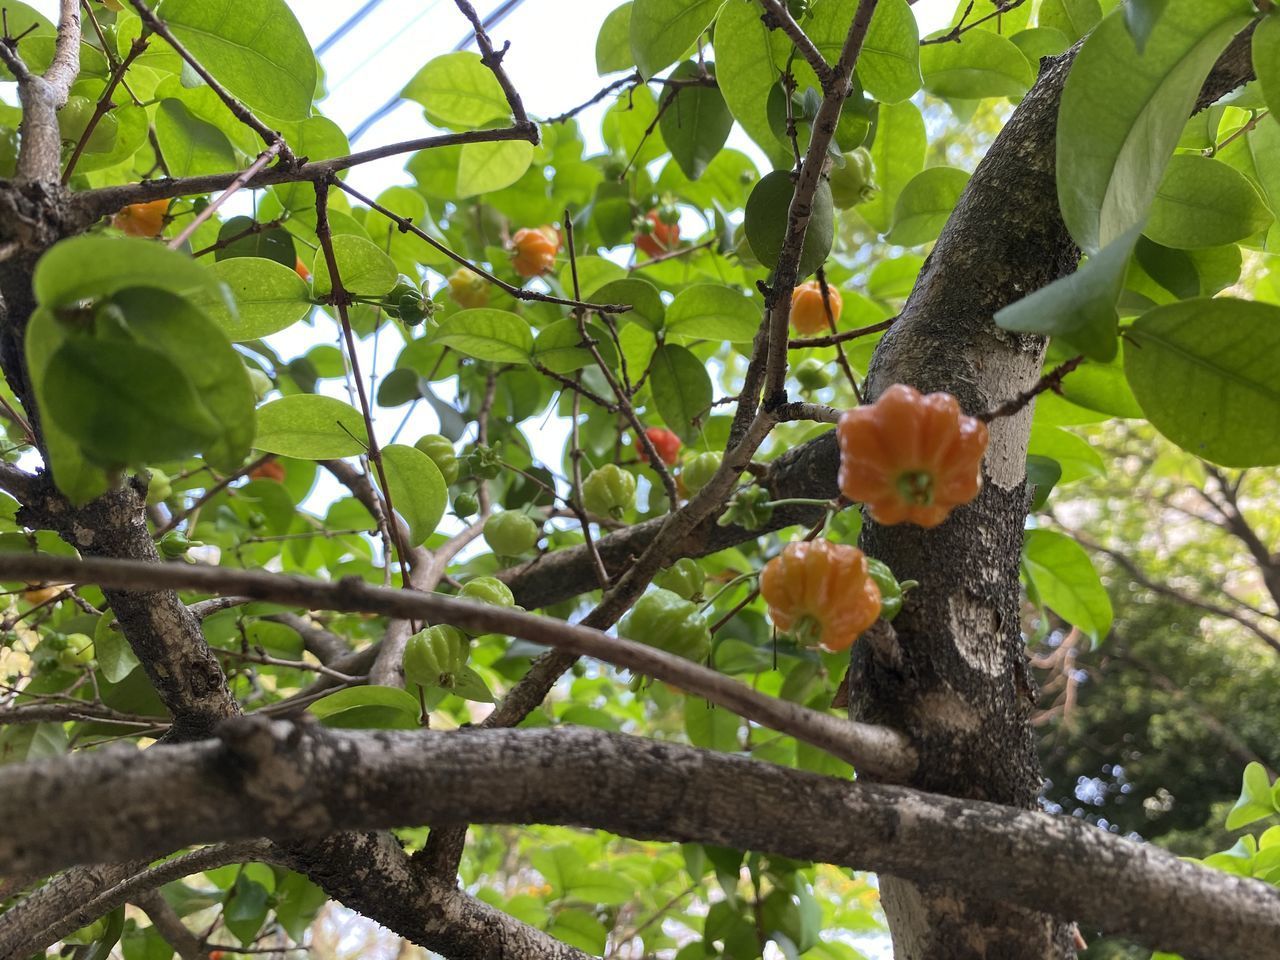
left=1, top=721, right=1277, bottom=960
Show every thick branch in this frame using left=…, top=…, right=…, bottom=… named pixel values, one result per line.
left=2, top=721, right=1276, bottom=960
left=0, top=551, right=915, bottom=780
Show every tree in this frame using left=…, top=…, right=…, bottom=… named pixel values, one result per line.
left=0, top=0, right=1278, bottom=958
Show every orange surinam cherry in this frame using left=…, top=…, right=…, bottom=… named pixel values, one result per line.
left=837, top=383, right=989, bottom=528
left=112, top=198, right=169, bottom=238
left=511, top=225, right=560, bottom=278
left=789, top=280, right=842, bottom=334
left=759, top=539, right=881, bottom=652
left=635, top=209, right=680, bottom=258
left=294, top=256, right=311, bottom=281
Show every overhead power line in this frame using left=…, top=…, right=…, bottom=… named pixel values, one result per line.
left=317, top=0, right=388, bottom=56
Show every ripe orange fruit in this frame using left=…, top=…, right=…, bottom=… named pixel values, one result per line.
left=112, top=198, right=169, bottom=238
left=837, top=384, right=989, bottom=528
left=637, top=427, right=681, bottom=467
left=511, top=226, right=559, bottom=278
left=447, top=267, right=489, bottom=308
left=248, top=460, right=286, bottom=483
left=790, top=281, right=843, bottom=334
left=635, top=210, right=680, bottom=258
left=759, top=539, right=881, bottom=652
left=294, top=256, right=311, bottom=281
left=22, top=584, right=62, bottom=606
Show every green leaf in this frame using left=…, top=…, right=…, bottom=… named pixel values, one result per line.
left=1226, top=761, right=1278, bottom=830
left=920, top=29, right=1034, bottom=101
left=35, top=236, right=228, bottom=310
left=153, top=99, right=236, bottom=178
left=1027, top=423, right=1106, bottom=484
left=43, top=338, right=222, bottom=468
left=886, top=166, right=971, bottom=246
left=592, top=277, right=666, bottom=331
left=457, top=139, right=535, bottom=197
left=274, top=873, right=328, bottom=943
left=402, top=51, right=511, bottom=129
left=714, top=0, right=791, bottom=167
left=1026, top=455, right=1063, bottom=511
left=224, top=876, right=269, bottom=945
left=602, top=83, right=668, bottom=168
left=308, top=685, right=421, bottom=729
left=1056, top=0, right=1255, bottom=255
left=1254, top=13, right=1280, bottom=117
left=649, top=344, right=713, bottom=442
left=1124, top=298, right=1280, bottom=466
left=859, top=100, right=926, bottom=234
left=450, top=666, right=496, bottom=703
left=215, top=216, right=296, bottom=267
left=744, top=170, right=835, bottom=279
left=630, top=0, right=721, bottom=79
left=432, top=309, right=533, bottom=364
left=533, top=318, right=619, bottom=374
left=207, top=257, right=313, bottom=341
left=1039, top=0, right=1102, bottom=42
left=380, top=444, right=448, bottom=547
left=1022, top=528, right=1114, bottom=641
left=1124, top=0, right=1170, bottom=52
left=254, top=395, right=369, bottom=460
left=660, top=61, right=733, bottom=181
left=0, top=2, right=52, bottom=82
left=109, top=288, right=255, bottom=474
left=160, top=0, right=317, bottom=121
left=857, top=0, right=922, bottom=104
left=95, top=615, right=139, bottom=684
left=1145, top=154, right=1273, bottom=249
left=312, top=235, right=398, bottom=298
left=685, top=697, right=741, bottom=751
left=0, top=721, right=67, bottom=765
left=1051, top=345, right=1143, bottom=418
left=995, top=225, right=1142, bottom=361
left=597, top=3, right=634, bottom=75
left=666, top=284, right=760, bottom=343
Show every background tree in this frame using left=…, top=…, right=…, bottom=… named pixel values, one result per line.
left=0, top=1, right=1278, bottom=959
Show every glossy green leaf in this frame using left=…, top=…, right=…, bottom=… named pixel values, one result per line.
left=592, top=277, right=666, bottom=331
left=996, top=225, right=1142, bottom=361
left=1039, top=0, right=1102, bottom=42
left=744, top=170, right=835, bottom=279
left=650, top=344, right=713, bottom=442
left=533, top=318, right=620, bottom=373
left=207, top=257, right=313, bottom=341
left=312, top=235, right=398, bottom=298
left=43, top=339, right=221, bottom=467
left=1124, top=0, right=1170, bottom=52
left=666, top=284, right=759, bottom=343
left=109, top=288, right=255, bottom=474
left=1226, top=762, right=1279, bottom=830
left=35, top=236, right=228, bottom=310
left=1145, top=154, right=1273, bottom=248
left=858, top=0, right=922, bottom=103
left=1124, top=298, right=1280, bottom=466
left=1255, top=14, right=1280, bottom=117
left=596, top=3, right=634, bottom=74
left=714, top=0, right=791, bottom=167
left=457, top=139, right=535, bottom=197
left=161, top=0, right=317, bottom=121
left=1051, top=345, right=1143, bottom=418
left=685, top=697, right=741, bottom=751
left=254, top=395, right=369, bottom=459
left=308, top=685, right=421, bottom=729
left=886, top=166, right=971, bottom=246
left=602, top=83, right=668, bottom=169
left=432, top=309, right=534, bottom=364
left=921, top=29, right=1034, bottom=101
left=154, top=99, right=236, bottom=178
left=1026, top=455, right=1063, bottom=511
left=630, top=0, right=721, bottom=79
left=94, top=615, right=139, bottom=684
left=1027, top=423, right=1106, bottom=484
left=859, top=99, right=926, bottom=234
left=1056, top=0, right=1255, bottom=255
left=380, top=444, right=448, bottom=547
left=660, top=62, right=733, bottom=181
left=1023, top=528, right=1114, bottom=641
left=402, top=52, right=511, bottom=129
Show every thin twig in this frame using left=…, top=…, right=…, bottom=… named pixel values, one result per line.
left=62, top=35, right=147, bottom=184
left=788, top=316, right=896, bottom=348
left=167, top=142, right=283, bottom=250
left=978, top=355, right=1083, bottom=423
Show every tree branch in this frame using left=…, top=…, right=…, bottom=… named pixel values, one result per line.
left=2, top=721, right=1276, bottom=960
left=0, top=551, right=915, bottom=779
left=1, top=0, right=81, bottom=180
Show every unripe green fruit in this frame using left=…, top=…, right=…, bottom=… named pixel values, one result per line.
left=483, top=511, right=540, bottom=557
left=653, top=557, right=706, bottom=601
left=145, top=468, right=172, bottom=506
left=246, top=367, right=273, bottom=401
left=58, top=96, right=118, bottom=154
left=453, top=491, right=479, bottom=518
left=57, top=633, right=94, bottom=669
left=829, top=148, right=877, bottom=209
left=158, top=531, right=201, bottom=558
left=414, top=434, right=460, bottom=484
left=581, top=464, right=636, bottom=520
left=403, top=624, right=469, bottom=689
left=681, top=452, right=722, bottom=496
left=459, top=576, right=516, bottom=609
left=794, top=358, right=832, bottom=391
left=619, top=588, right=711, bottom=662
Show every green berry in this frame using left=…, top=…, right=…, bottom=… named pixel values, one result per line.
left=794, top=358, right=831, bottom=391
left=653, top=558, right=706, bottom=601
left=403, top=624, right=469, bottom=689
left=414, top=434, right=460, bottom=484
left=681, top=452, right=722, bottom=496
left=619, top=589, right=712, bottom=662
left=581, top=464, right=637, bottom=520
left=145, top=468, right=172, bottom=506
left=483, top=511, right=541, bottom=557
left=459, top=576, right=516, bottom=609
left=453, top=491, right=479, bottom=518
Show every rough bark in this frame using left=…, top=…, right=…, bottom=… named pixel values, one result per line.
left=2, top=721, right=1278, bottom=960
